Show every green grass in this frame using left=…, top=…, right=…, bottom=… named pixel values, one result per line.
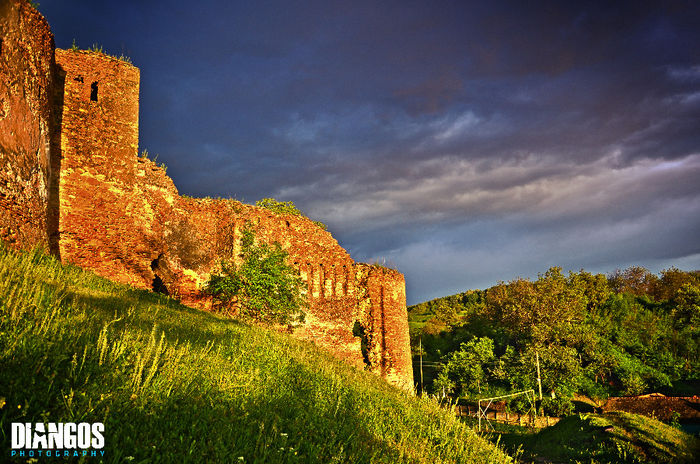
left=0, top=247, right=512, bottom=463
left=493, top=411, right=698, bottom=464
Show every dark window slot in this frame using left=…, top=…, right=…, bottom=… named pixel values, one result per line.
left=90, top=81, right=98, bottom=101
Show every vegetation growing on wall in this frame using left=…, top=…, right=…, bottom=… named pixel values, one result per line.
left=205, top=224, right=307, bottom=326
left=67, top=40, right=132, bottom=64
left=410, top=266, right=700, bottom=415
left=138, top=148, right=167, bottom=171
left=256, top=198, right=328, bottom=230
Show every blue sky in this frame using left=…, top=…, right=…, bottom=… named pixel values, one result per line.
left=39, top=0, right=700, bottom=304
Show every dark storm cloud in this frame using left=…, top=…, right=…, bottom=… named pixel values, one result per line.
left=38, top=0, right=700, bottom=303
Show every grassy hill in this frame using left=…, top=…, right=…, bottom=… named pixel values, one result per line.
left=0, top=246, right=512, bottom=463
left=494, top=411, right=698, bottom=464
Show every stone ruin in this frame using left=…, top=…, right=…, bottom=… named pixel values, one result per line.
left=0, top=0, right=413, bottom=391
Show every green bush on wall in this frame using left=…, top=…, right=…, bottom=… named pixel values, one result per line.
left=255, top=197, right=328, bottom=230
left=205, top=224, right=306, bottom=326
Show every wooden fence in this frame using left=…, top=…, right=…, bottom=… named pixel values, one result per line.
left=455, top=404, right=561, bottom=429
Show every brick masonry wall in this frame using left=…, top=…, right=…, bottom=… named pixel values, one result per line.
left=168, top=201, right=413, bottom=391
left=170, top=198, right=367, bottom=369
left=356, top=264, right=414, bottom=391
left=0, top=0, right=54, bottom=250
left=53, top=48, right=152, bottom=286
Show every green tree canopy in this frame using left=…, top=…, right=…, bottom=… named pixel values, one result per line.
left=435, top=336, right=495, bottom=396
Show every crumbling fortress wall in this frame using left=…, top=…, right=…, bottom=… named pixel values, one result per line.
left=0, top=0, right=54, bottom=250
left=0, top=0, right=413, bottom=391
left=169, top=201, right=412, bottom=390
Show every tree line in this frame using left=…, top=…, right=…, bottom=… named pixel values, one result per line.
left=409, top=266, right=699, bottom=415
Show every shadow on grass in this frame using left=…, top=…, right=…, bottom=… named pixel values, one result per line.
left=39, top=279, right=248, bottom=351
left=572, top=400, right=596, bottom=413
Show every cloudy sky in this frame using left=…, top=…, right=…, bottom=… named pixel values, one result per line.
left=39, top=0, right=700, bottom=304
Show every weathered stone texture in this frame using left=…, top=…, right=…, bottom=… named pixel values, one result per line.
left=356, top=264, right=414, bottom=391
left=170, top=198, right=368, bottom=370
left=2, top=0, right=414, bottom=392
left=54, top=49, right=149, bottom=286
left=0, top=0, right=54, bottom=250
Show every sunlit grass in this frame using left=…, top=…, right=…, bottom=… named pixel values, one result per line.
left=493, top=411, right=698, bottom=464
left=0, top=246, right=512, bottom=463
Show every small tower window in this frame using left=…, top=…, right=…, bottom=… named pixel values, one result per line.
left=90, top=81, right=98, bottom=101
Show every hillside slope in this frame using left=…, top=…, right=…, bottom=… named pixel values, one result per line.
left=0, top=247, right=511, bottom=463
left=497, top=411, right=698, bottom=464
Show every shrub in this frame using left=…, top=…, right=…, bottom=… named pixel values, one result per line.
left=205, top=224, right=306, bottom=326
left=256, top=198, right=303, bottom=215
left=255, top=197, right=327, bottom=230
left=541, top=396, right=574, bottom=416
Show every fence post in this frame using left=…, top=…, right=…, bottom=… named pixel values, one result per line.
left=478, top=400, right=481, bottom=432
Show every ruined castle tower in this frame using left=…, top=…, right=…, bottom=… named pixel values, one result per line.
left=50, top=49, right=169, bottom=291
left=53, top=49, right=147, bottom=285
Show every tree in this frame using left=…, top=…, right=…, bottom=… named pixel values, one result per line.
left=438, top=336, right=495, bottom=396
left=655, top=268, right=700, bottom=301
left=432, top=299, right=461, bottom=328
left=484, top=278, right=537, bottom=342
left=608, top=266, right=658, bottom=296
left=205, top=224, right=306, bottom=326
left=568, top=270, right=611, bottom=313
left=672, top=283, right=700, bottom=328
left=484, top=268, right=586, bottom=346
